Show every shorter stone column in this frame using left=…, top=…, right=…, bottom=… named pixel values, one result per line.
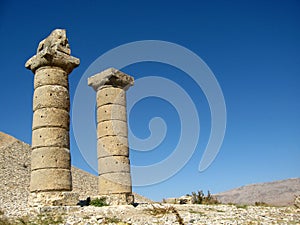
left=88, top=68, right=134, bottom=205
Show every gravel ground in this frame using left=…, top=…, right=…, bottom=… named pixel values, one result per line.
left=1, top=203, right=300, bottom=225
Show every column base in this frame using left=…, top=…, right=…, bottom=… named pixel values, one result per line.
left=92, top=193, right=134, bottom=205
left=28, top=191, right=79, bottom=207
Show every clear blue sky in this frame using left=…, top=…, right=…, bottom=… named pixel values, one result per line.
left=1, top=0, right=299, bottom=201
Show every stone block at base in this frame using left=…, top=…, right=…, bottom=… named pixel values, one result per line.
left=29, top=192, right=79, bottom=207
left=92, top=193, right=134, bottom=205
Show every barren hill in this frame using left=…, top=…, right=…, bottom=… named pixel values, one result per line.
left=215, top=178, right=300, bottom=206
left=0, top=132, right=151, bottom=217
left=0, top=132, right=31, bottom=216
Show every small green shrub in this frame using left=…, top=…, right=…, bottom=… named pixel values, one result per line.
left=236, top=204, right=248, bottom=209
left=202, top=190, right=220, bottom=205
left=255, top=201, right=269, bottom=207
left=104, top=217, right=121, bottom=223
left=16, top=213, right=64, bottom=225
left=90, top=197, right=109, bottom=207
left=191, top=190, right=220, bottom=205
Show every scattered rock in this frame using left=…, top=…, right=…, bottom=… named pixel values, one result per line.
left=294, top=195, right=300, bottom=208
left=5, top=204, right=300, bottom=225
left=77, top=197, right=91, bottom=207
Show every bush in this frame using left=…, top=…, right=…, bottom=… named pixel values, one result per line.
left=202, top=190, right=220, bottom=205
left=191, top=190, right=220, bottom=205
left=90, top=197, right=109, bottom=207
left=255, top=201, right=269, bottom=207
left=103, top=217, right=122, bottom=223
left=191, top=190, right=204, bottom=204
left=18, top=213, right=64, bottom=225
left=236, top=204, right=248, bottom=209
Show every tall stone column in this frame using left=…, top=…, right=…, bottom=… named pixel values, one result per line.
left=25, top=29, right=80, bottom=206
left=88, top=68, right=134, bottom=205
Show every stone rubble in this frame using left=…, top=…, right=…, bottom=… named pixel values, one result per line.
left=295, top=195, right=300, bottom=208
left=1, top=203, right=300, bottom=225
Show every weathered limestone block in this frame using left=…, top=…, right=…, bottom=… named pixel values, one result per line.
left=97, top=136, right=128, bottom=158
left=97, top=120, right=128, bottom=138
left=163, top=196, right=193, bottom=204
left=32, top=108, right=69, bottom=130
left=91, top=193, right=134, bottom=205
left=34, top=67, right=68, bottom=88
left=29, top=192, right=79, bottom=207
left=32, top=127, right=69, bottom=149
left=25, top=30, right=79, bottom=74
left=31, top=147, right=70, bottom=170
left=30, top=169, right=72, bottom=192
left=98, top=172, right=132, bottom=194
left=97, top=104, right=127, bottom=122
left=98, top=156, right=130, bottom=174
left=96, top=87, right=126, bottom=107
left=33, top=85, right=70, bottom=111
left=88, top=67, right=134, bottom=90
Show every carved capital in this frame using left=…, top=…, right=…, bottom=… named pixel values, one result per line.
left=25, top=29, right=80, bottom=74
left=88, top=68, right=134, bottom=91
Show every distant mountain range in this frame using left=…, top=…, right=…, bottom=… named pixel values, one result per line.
left=215, top=178, right=300, bottom=206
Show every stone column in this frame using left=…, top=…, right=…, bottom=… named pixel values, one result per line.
left=88, top=68, right=134, bottom=205
left=25, top=29, right=80, bottom=206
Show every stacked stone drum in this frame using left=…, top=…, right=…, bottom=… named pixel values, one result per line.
left=25, top=29, right=80, bottom=205
left=88, top=68, right=134, bottom=204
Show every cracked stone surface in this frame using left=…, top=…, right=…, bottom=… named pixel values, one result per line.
left=25, top=29, right=80, bottom=201
left=88, top=68, right=134, bottom=204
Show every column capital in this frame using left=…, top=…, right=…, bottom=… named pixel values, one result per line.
left=88, top=68, right=134, bottom=91
left=25, top=29, right=80, bottom=74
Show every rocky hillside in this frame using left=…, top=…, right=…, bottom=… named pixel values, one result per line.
left=215, top=178, right=300, bottom=206
left=0, top=132, right=151, bottom=217
left=0, top=132, right=31, bottom=217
